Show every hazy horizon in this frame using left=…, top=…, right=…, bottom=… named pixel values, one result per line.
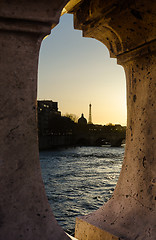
left=38, top=14, right=127, bottom=126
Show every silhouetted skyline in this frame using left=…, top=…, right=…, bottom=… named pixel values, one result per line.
left=38, top=14, right=127, bottom=125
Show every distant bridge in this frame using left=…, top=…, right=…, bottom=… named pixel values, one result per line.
left=74, top=128, right=125, bottom=147
left=39, top=125, right=126, bottom=150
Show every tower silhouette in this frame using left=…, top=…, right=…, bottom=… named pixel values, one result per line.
left=88, top=103, right=92, bottom=124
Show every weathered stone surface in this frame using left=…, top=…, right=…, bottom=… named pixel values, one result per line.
left=75, top=218, right=119, bottom=240
left=0, top=0, right=156, bottom=239
left=0, top=0, right=68, bottom=24
left=0, top=1, right=70, bottom=240
left=75, top=40, right=156, bottom=240
left=73, top=0, right=156, bottom=239
left=73, top=0, right=156, bottom=57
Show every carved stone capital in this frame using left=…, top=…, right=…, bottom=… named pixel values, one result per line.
left=117, top=39, right=156, bottom=64
left=0, top=0, right=69, bottom=35
left=72, top=0, right=156, bottom=58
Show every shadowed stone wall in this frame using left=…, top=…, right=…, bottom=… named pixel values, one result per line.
left=0, top=1, right=70, bottom=240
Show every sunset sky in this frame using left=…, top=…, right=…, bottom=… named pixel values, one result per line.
left=38, top=13, right=127, bottom=126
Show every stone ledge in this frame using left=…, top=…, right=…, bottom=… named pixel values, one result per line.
left=66, top=232, right=78, bottom=240
left=75, top=218, right=119, bottom=240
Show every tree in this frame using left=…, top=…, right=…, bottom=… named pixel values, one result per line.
left=64, top=113, right=78, bottom=123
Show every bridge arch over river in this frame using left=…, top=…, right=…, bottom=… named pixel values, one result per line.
left=74, top=127, right=125, bottom=147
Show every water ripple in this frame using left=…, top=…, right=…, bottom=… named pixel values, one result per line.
left=40, top=146, right=124, bottom=235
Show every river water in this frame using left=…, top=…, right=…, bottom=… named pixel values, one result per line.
left=40, top=146, right=124, bottom=235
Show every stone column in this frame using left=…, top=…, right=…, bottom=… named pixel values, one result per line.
left=72, top=0, right=156, bottom=239
left=0, top=1, right=70, bottom=240
left=75, top=39, right=156, bottom=240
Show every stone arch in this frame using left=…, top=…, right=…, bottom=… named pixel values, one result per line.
left=0, top=0, right=155, bottom=240
left=94, top=137, right=109, bottom=146
left=82, top=24, right=123, bottom=58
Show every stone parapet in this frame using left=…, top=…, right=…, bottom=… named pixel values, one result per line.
left=75, top=218, right=119, bottom=240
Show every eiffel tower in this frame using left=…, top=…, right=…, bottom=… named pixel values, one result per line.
left=88, top=103, right=92, bottom=124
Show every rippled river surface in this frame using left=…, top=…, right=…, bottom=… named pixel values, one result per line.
left=40, top=146, right=124, bottom=235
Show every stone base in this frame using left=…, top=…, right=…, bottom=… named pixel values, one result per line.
left=66, top=232, right=78, bottom=240
left=75, top=218, right=119, bottom=240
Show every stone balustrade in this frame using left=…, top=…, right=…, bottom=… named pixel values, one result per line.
left=0, top=0, right=155, bottom=239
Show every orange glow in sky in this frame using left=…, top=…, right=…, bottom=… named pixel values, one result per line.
left=38, top=14, right=127, bottom=126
